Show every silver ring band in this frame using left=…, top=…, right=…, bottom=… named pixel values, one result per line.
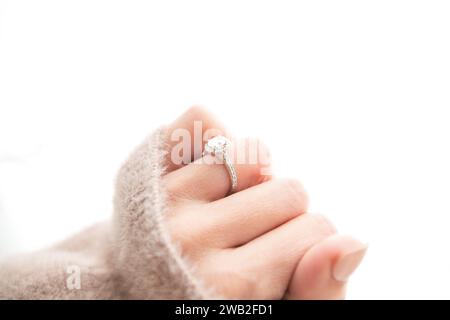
left=203, top=135, right=238, bottom=194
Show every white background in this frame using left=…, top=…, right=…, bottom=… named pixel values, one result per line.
left=1, top=1, right=450, bottom=299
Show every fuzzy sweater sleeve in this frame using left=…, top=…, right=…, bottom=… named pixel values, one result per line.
left=0, top=128, right=209, bottom=299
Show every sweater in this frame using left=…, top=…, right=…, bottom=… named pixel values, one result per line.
left=0, top=128, right=210, bottom=299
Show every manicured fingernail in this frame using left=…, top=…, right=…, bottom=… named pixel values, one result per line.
left=332, top=244, right=368, bottom=282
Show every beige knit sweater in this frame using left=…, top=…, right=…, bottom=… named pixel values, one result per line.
left=0, top=128, right=210, bottom=299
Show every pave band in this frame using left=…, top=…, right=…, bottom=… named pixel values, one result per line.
left=203, top=135, right=238, bottom=194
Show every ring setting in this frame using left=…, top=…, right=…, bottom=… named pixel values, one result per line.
left=203, top=135, right=238, bottom=194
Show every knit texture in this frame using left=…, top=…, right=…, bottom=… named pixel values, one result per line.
left=0, top=128, right=208, bottom=299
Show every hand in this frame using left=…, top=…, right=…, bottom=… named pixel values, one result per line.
left=162, top=106, right=367, bottom=299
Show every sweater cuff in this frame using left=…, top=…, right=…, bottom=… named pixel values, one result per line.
left=112, top=127, right=212, bottom=299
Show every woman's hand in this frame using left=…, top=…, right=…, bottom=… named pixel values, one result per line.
left=161, top=106, right=367, bottom=299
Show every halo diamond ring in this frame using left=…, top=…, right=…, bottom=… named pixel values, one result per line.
left=203, top=135, right=238, bottom=194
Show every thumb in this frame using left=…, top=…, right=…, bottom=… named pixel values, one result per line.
left=286, top=234, right=368, bottom=300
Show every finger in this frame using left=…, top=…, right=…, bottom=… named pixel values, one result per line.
left=286, top=234, right=368, bottom=300
left=163, top=138, right=271, bottom=203
left=230, top=214, right=337, bottom=297
left=165, top=106, right=228, bottom=173
left=194, top=178, right=308, bottom=248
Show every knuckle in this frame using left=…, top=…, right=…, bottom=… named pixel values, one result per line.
left=279, top=178, right=309, bottom=213
left=311, top=213, right=337, bottom=237
left=185, top=105, right=210, bottom=120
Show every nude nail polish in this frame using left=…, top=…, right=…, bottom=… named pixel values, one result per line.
left=332, top=245, right=368, bottom=282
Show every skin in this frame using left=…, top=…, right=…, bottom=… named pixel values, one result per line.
left=161, top=106, right=367, bottom=299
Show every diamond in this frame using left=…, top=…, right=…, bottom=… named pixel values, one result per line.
left=204, top=135, right=230, bottom=156
left=204, top=135, right=237, bottom=193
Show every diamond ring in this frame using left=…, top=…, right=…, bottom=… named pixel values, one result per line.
left=203, top=135, right=238, bottom=194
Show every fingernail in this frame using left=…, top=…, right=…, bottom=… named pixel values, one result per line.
left=332, top=244, right=368, bottom=282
